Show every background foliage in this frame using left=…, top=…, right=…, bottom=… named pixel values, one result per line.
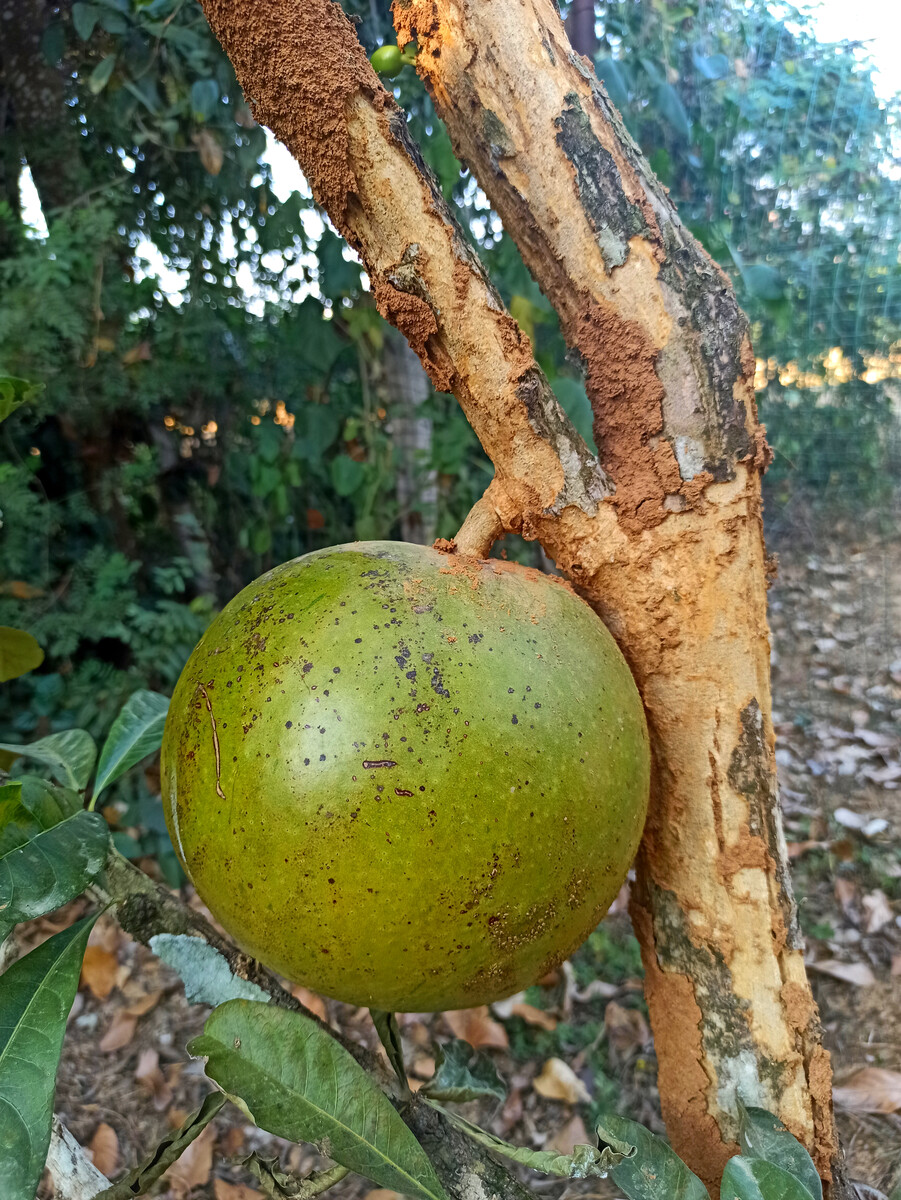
left=1, top=0, right=899, bottom=837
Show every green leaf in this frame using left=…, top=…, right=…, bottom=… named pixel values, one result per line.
left=72, top=2, right=102, bottom=39
left=597, top=1114, right=708, bottom=1200
left=370, top=1009, right=409, bottom=1092
left=0, top=628, right=44, bottom=683
left=550, top=377, right=597, bottom=452
left=737, top=1106, right=822, bottom=1200
left=595, top=56, right=630, bottom=112
left=330, top=455, right=364, bottom=497
left=93, top=1092, right=226, bottom=1200
left=692, top=50, right=731, bottom=80
left=421, top=1039, right=507, bottom=1105
left=741, top=264, right=785, bottom=301
left=0, top=913, right=98, bottom=1200
left=88, top=54, right=117, bottom=94
left=0, top=730, right=97, bottom=791
left=190, top=78, right=220, bottom=121
left=0, top=809, right=109, bottom=942
left=0, top=377, right=43, bottom=425
left=93, top=690, right=169, bottom=799
left=721, top=1156, right=817, bottom=1200
left=655, top=83, right=692, bottom=139
left=189, top=1000, right=450, bottom=1200
left=434, top=1105, right=626, bottom=1178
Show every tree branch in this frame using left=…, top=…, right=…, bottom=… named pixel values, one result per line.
left=101, top=852, right=534, bottom=1200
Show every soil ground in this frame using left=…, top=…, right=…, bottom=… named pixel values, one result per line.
left=34, top=521, right=901, bottom=1200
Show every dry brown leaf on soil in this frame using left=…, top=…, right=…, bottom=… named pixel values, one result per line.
left=861, top=890, right=894, bottom=934
left=290, top=984, right=328, bottom=1021
left=218, top=1126, right=246, bottom=1158
left=532, top=1057, right=591, bottom=1104
left=364, top=1191, right=405, bottom=1200
left=510, top=1002, right=558, bottom=1031
left=604, top=1000, right=651, bottom=1054
left=833, top=1067, right=901, bottom=1113
left=545, top=1114, right=590, bottom=1156
left=442, top=1006, right=509, bottom=1049
left=809, top=959, right=877, bottom=987
left=80, top=946, right=119, bottom=1000
left=213, top=1181, right=264, bottom=1200
left=834, top=877, right=858, bottom=916
left=135, top=1047, right=174, bottom=1111
left=892, top=955, right=901, bottom=977
left=87, top=1122, right=119, bottom=1177
left=123, top=989, right=163, bottom=1017
left=99, top=1010, right=138, bottom=1052
left=164, top=1122, right=216, bottom=1197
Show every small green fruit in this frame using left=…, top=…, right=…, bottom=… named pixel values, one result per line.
left=370, top=45, right=404, bottom=78
left=161, top=542, right=650, bottom=1011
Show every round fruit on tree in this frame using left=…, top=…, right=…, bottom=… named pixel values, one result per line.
left=161, top=541, right=650, bottom=1012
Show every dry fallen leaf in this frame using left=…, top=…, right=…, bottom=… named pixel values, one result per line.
left=604, top=1000, right=651, bottom=1055
left=165, top=1122, right=216, bottom=1198
left=861, top=890, right=894, bottom=934
left=532, top=1057, right=591, bottom=1105
left=80, top=946, right=119, bottom=1000
left=123, top=989, right=163, bottom=1018
left=364, top=1192, right=405, bottom=1200
left=213, top=1181, right=264, bottom=1200
left=545, top=1114, right=590, bottom=1156
left=135, top=1047, right=174, bottom=1112
left=99, top=1010, right=138, bottom=1052
left=87, top=1122, right=119, bottom=1177
left=291, top=984, right=328, bottom=1021
left=443, top=1006, right=509, bottom=1049
left=809, top=959, right=876, bottom=987
left=510, top=1002, right=558, bottom=1031
left=834, top=1067, right=901, bottom=1113
left=892, top=954, right=901, bottom=978
left=834, top=877, right=858, bottom=916
left=218, top=1126, right=245, bottom=1158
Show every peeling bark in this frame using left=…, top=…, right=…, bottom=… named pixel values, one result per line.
left=196, top=0, right=843, bottom=1192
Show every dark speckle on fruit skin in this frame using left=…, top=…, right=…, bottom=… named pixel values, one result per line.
left=161, top=540, right=650, bottom=1013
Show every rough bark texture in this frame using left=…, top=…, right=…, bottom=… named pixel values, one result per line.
left=197, top=0, right=842, bottom=1191
left=392, top=1, right=839, bottom=1189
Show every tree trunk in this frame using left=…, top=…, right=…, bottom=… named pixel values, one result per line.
left=385, top=332, right=438, bottom=544
left=197, top=0, right=844, bottom=1191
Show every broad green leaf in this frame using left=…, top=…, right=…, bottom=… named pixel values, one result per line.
left=72, top=2, right=102, bottom=39
left=189, top=1000, right=450, bottom=1200
left=421, top=1039, right=506, bottom=1105
left=721, top=1156, right=817, bottom=1200
left=93, top=690, right=169, bottom=799
left=595, top=56, right=630, bottom=112
left=93, top=1092, right=226, bottom=1200
left=741, top=264, right=785, bottom=301
left=0, top=627, right=44, bottom=683
left=330, top=454, right=364, bottom=497
left=737, top=1105, right=822, bottom=1200
left=0, top=730, right=97, bottom=791
left=0, top=377, right=43, bottom=425
left=655, top=83, right=692, bottom=139
left=190, top=79, right=220, bottom=121
left=370, top=1009, right=409, bottom=1091
left=88, top=54, right=117, bottom=94
left=0, top=809, right=109, bottom=942
left=0, top=913, right=98, bottom=1200
left=597, top=1114, right=707, bottom=1200
left=435, top=1105, right=627, bottom=1179
left=692, top=50, right=731, bottom=80
left=148, top=934, right=269, bottom=1007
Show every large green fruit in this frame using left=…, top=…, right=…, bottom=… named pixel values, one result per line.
left=161, top=542, right=649, bottom=1011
